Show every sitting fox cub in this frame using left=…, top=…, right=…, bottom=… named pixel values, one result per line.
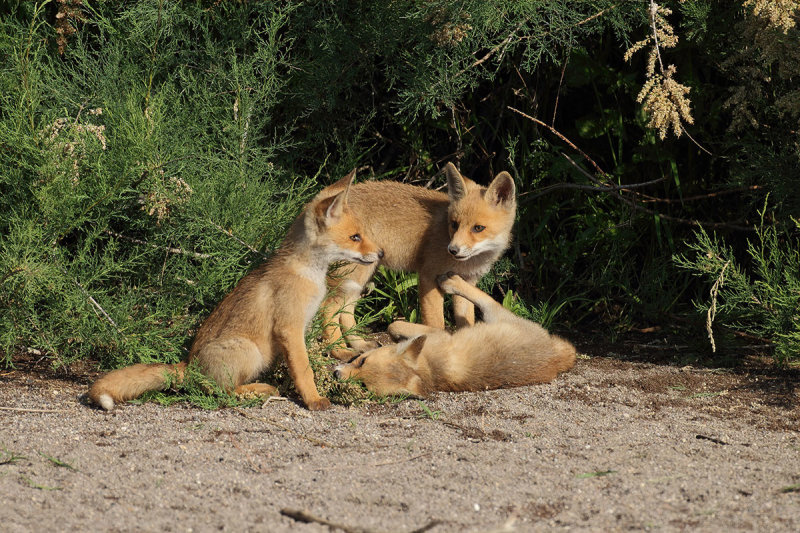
left=323, top=163, right=516, bottom=359
left=334, top=273, right=576, bottom=396
left=89, top=171, right=382, bottom=411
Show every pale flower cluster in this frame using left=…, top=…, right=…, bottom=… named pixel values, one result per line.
left=425, top=7, right=472, bottom=46
left=40, top=108, right=107, bottom=184
left=625, top=2, right=693, bottom=139
left=623, top=3, right=678, bottom=77
left=744, top=0, right=800, bottom=33
left=723, top=0, right=800, bottom=131
left=636, top=65, right=694, bottom=140
left=139, top=169, right=194, bottom=224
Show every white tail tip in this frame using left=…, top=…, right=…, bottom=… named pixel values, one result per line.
left=97, top=394, right=115, bottom=411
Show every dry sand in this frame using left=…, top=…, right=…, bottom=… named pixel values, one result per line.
left=1, top=336, right=798, bottom=532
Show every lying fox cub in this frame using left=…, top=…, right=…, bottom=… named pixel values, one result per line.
left=334, top=273, right=576, bottom=396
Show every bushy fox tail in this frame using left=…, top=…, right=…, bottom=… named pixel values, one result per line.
left=551, top=335, right=577, bottom=375
left=88, top=361, right=187, bottom=411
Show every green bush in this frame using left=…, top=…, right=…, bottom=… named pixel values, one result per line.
left=675, top=207, right=800, bottom=364
left=1, top=0, right=799, bottom=372
left=0, top=1, right=307, bottom=368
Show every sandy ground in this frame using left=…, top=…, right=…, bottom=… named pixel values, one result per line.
left=1, top=336, right=798, bottom=532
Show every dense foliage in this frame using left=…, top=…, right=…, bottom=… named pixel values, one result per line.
left=1, top=0, right=798, bottom=371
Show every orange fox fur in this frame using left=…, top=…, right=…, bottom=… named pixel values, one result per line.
left=334, top=273, right=576, bottom=396
left=322, top=163, right=516, bottom=359
left=89, top=171, right=382, bottom=411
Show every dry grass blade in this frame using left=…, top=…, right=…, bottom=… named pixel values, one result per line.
left=234, top=408, right=337, bottom=448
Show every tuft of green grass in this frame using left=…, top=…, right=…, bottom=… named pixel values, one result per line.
left=0, top=446, right=26, bottom=466
left=21, top=475, right=61, bottom=491
left=779, top=482, right=800, bottom=494
left=38, top=452, right=77, bottom=471
left=357, top=266, right=420, bottom=325
left=371, top=392, right=412, bottom=405
left=415, top=400, right=442, bottom=420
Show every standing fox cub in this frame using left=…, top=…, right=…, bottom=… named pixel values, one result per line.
left=334, top=273, right=575, bottom=396
left=322, top=163, right=516, bottom=359
left=89, top=172, right=382, bottom=411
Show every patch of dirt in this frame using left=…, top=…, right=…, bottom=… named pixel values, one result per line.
left=1, top=339, right=799, bottom=532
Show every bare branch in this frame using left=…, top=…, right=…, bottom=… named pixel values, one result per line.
left=208, top=221, right=271, bottom=259
left=508, top=105, right=606, bottom=176
left=637, top=185, right=763, bottom=204
left=104, top=230, right=211, bottom=259
left=560, top=153, right=756, bottom=232
left=520, top=177, right=666, bottom=202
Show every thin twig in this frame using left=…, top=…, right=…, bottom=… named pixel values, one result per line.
left=105, top=230, right=211, bottom=259
left=551, top=51, right=570, bottom=127
left=519, top=2, right=625, bottom=42
left=696, top=434, right=728, bottom=445
left=0, top=406, right=69, bottom=413
left=679, top=125, right=713, bottom=156
left=280, top=508, right=442, bottom=533
left=280, top=509, right=376, bottom=533
left=208, top=221, right=270, bottom=259
left=56, top=264, right=122, bottom=333
left=508, top=106, right=606, bottom=176
left=234, top=408, right=337, bottom=448
left=442, top=3, right=622, bottom=90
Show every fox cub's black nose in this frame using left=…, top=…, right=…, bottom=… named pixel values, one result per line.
left=333, top=369, right=342, bottom=380
left=448, top=245, right=459, bottom=256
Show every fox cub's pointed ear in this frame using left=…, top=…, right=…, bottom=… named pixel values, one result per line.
left=316, top=169, right=356, bottom=225
left=486, top=171, right=516, bottom=210
left=316, top=191, right=346, bottom=226
left=406, top=335, right=427, bottom=360
left=445, top=163, right=467, bottom=202
left=328, top=168, right=356, bottom=196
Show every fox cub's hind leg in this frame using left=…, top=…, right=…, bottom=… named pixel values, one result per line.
left=235, top=383, right=279, bottom=399
left=193, top=337, right=267, bottom=393
left=437, top=272, right=513, bottom=324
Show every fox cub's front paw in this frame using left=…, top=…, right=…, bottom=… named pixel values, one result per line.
left=307, top=397, right=332, bottom=411
left=436, top=271, right=464, bottom=294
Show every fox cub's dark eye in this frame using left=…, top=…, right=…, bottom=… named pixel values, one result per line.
left=451, top=220, right=459, bottom=231
left=350, top=234, right=362, bottom=242
left=472, top=224, right=485, bottom=233
left=355, top=356, right=367, bottom=368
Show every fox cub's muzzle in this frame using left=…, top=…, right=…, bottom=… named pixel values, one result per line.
left=447, top=243, right=470, bottom=260
left=357, top=248, right=383, bottom=264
